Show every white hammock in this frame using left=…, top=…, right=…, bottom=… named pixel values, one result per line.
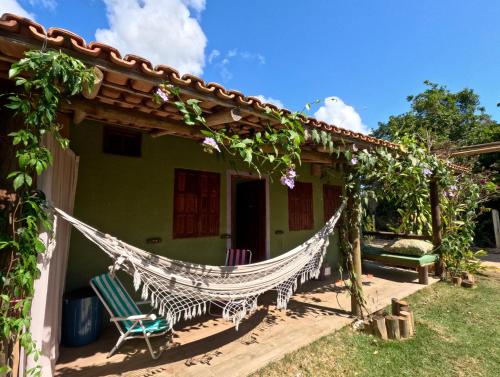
left=54, top=200, right=345, bottom=330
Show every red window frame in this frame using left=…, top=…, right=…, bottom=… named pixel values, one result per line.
left=173, top=169, right=220, bottom=238
left=288, top=181, right=314, bottom=231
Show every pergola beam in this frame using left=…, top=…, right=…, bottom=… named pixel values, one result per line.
left=448, top=141, right=500, bottom=157
left=206, top=108, right=242, bottom=127
left=60, top=98, right=202, bottom=138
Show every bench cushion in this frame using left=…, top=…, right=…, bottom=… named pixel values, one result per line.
left=384, top=239, right=434, bottom=257
left=363, top=244, right=438, bottom=267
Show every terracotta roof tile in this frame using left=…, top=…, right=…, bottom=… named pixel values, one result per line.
left=0, top=12, right=456, bottom=155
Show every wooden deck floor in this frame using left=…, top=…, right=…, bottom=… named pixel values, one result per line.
left=55, top=263, right=437, bottom=377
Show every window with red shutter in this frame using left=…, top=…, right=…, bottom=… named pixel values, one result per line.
left=173, top=169, right=220, bottom=238
left=288, top=181, right=313, bottom=231
left=323, top=184, right=342, bottom=222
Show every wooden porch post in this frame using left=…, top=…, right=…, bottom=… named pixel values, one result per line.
left=348, top=195, right=363, bottom=316
left=429, top=176, right=443, bottom=276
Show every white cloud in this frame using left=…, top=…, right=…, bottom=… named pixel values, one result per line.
left=314, top=96, right=369, bottom=134
left=96, top=0, right=207, bottom=75
left=207, top=49, right=220, bottom=64
left=209, top=48, right=265, bottom=81
left=28, top=0, right=56, bottom=10
left=0, top=0, right=33, bottom=18
left=253, top=95, right=284, bottom=109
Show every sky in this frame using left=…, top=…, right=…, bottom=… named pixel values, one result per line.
left=2, top=0, right=500, bottom=135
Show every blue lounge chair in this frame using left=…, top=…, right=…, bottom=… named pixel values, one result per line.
left=90, top=273, right=171, bottom=359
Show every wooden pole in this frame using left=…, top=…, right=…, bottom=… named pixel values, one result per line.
left=429, top=176, right=443, bottom=276
left=391, top=298, right=409, bottom=316
left=348, top=192, right=363, bottom=317
left=370, top=316, right=388, bottom=340
left=492, top=209, right=500, bottom=249
left=385, top=315, right=401, bottom=339
left=399, top=316, right=410, bottom=339
left=399, top=310, right=414, bottom=335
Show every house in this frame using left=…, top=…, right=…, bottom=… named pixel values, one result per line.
left=0, top=13, right=398, bottom=376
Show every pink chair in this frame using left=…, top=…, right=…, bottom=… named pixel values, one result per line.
left=225, top=248, right=252, bottom=267
left=209, top=249, right=252, bottom=316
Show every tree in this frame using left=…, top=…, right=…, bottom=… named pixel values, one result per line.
left=373, top=81, right=499, bottom=154
left=372, top=81, right=499, bottom=246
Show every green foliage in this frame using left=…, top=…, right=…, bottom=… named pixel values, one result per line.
left=440, top=175, right=492, bottom=275
left=373, top=81, right=497, bottom=150
left=371, top=80, right=498, bottom=271
left=153, top=84, right=334, bottom=184
left=340, top=135, right=496, bottom=301
left=1, top=50, right=94, bottom=375
left=348, top=136, right=448, bottom=235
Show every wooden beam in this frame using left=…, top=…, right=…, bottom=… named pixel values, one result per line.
left=206, top=108, right=242, bottom=127
left=347, top=191, right=363, bottom=317
left=151, top=107, right=243, bottom=138
left=73, top=109, right=87, bottom=124
left=448, top=141, right=500, bottom=157
left=60, top=98, right=201, bottom=138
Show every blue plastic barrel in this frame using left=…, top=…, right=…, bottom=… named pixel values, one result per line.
left=62, top=287, right=102, bottom=347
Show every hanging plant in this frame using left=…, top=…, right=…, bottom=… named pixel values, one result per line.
left=0, top=50, right=95, bottom=376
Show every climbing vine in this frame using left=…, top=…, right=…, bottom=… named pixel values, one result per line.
left=153, top=84, right=335, bottom=188
left=154, top=85, right=498, bottom=316
left=339, top=135, right=497, bottom=315
left=0, top=50, right=95, bottom=375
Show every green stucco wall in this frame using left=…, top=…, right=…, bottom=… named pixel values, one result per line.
left=66, top=121, right=344, bottom=291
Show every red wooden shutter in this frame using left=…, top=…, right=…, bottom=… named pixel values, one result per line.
left=173, top=169, right=220, bottom=238
left=323, top=184, right=342, bottom=222
left=288, top=182, right=313, bottom=231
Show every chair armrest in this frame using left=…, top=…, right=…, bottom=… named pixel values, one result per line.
left=110, top=313, right=157, bottom=322
left=135, top=300, right=151, bottom=306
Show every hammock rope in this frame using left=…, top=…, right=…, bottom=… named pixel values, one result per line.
left=54, top=200, right=345, bottom=330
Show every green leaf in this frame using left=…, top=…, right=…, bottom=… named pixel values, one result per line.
left=34, top=239, right=46, bottom=253
left=12, top=173, right=25, bottom=191
left=8, top=66, right=21, bottom=78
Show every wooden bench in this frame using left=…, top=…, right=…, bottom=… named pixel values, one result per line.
left=362, top=244, right=438, bottom=285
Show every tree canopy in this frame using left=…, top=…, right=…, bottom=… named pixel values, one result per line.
left=373, top=81, right=500, bottom=153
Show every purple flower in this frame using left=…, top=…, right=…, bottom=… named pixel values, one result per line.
left=445, top=191, right=455, bottom=198
left=449, top=185, right=458, bottom=191
left=202, top=137, right=220, bottom=153
left=351, top=158, right=358, bottom=165
left=155, top=87, right=169, bottom=103
left=280, top=167, right=297, bottom=189
left=286, top=168, right=297, bottom=178
left=280, top=175, right=295, bottom=189
left=422, top=168, right=432, bottom=176
left=480, top=178, right=487, bottom=185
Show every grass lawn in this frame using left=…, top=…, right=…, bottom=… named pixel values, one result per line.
left=253, top=268, right=500, bottom=377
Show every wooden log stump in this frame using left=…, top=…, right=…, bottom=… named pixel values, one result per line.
left=391, top=298, right=409, bottom=315
left=418, top=265, right=429, bottom=285
left=398, top=316, right=410, bottom=339
left=452, top=276, right=462, bottom=286
left=399, top=310, right=414, bottom=335
left=385, top=315, right=400, bottom=340
left=461, top=279, right=474, bottom=288
left=461, top=272, right=475, bottom=284
left=371, top=316, right=388, bottom=340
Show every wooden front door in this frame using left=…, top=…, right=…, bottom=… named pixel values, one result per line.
left=233, top=179, right=266, bottom=261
